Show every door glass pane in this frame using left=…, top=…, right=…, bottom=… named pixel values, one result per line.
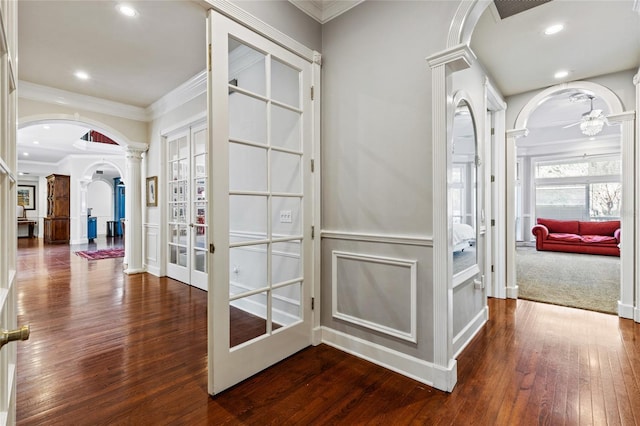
left=272, top=241, right=301, bottom=285
left=229, top=244, right=267, bottom=297
left=169, top=245, right=178, bottom=265
left=178, top=246, right=187, bottom=267
left=272, top=282, right=302, bottom=327
left=194, top=128, right=206, bottom=154
left=194, top=248, right=207, bottom=273
left=230, top=195, right=267, bottom=242
left=271, top=105, right=301, bottom=151
left=230, top=292, right=267, bottom=348
left=229, top=143, right=267, bottom=192
left=179, top=137, right=189, bottom=159
left=194, top=180, right=206, bottom=202
left=229, top=94, right=267, bottom=143
left=271, top=151, right=301, bottom=193
left=228, top=38, right=266, bottom=97
left=272, top=197, right=301, bottom=237
left=194, top=155, right=206, bottom=178
left=271, top=58, right=299, bottom=108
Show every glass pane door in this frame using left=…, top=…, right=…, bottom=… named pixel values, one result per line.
left=209, top=9, right=313, bottom=395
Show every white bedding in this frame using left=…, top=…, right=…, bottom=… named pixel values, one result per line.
left=453, top=223, right=475, bottom=252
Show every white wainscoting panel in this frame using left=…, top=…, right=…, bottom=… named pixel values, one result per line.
left=332, top=251, right=417, bottom=343
left=145, top=224, right=160, bottom=276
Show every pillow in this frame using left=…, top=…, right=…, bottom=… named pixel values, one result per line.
left=536, top=218, right=579, bottom=234
left=580, top=220, right=620, bottom=236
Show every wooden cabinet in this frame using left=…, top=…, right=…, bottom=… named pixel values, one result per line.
left=44, top=174, right=70, bottom=244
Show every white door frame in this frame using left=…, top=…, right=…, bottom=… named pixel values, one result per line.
left=506, top=82, right=635, bottom=319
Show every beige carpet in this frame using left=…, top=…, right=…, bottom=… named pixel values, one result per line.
left=516, top=247, right=619, bottom=314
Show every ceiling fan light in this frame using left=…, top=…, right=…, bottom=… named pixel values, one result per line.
left=580, top=117, right=604, bottom=136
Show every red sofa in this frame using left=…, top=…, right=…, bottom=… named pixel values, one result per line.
left=531, top=218, right=620, bottom=257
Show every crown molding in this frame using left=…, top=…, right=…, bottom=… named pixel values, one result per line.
left=147, top=70, right=207, bottom=121
left=18, top=81, right=149, bottom=122
left=288, top=0, right=364, bottom=24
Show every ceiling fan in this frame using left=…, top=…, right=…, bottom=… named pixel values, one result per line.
left=562, top=95, right=606, bottom=136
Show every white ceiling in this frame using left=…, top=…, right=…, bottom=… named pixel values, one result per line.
left=15, top=0, right=640, bottom=176
left=471, top=0, right=640, bottom=97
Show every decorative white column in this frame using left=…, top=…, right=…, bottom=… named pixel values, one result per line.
left=79, top=179, right=91, bottom=243
left=427, top=44, right=475, bottom=393
left=124, top=147, right=146, bottom=274
left=505, top=128, right=528, bottom=299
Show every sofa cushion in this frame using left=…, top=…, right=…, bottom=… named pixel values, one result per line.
left=547, top=233, right=583, bottom=242
left=579, top=220, right=620, bottom=237
left=581, top=235, right=617, bottom=244
left=537, top=218, right=579, bottom=234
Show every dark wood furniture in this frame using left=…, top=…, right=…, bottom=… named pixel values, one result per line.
left=44, top=174, right=70, bottom=244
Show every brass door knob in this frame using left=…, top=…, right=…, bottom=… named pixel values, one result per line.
left=0, top=325, right=30, bottom=350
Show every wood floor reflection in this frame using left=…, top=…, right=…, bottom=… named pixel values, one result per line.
left=16, top=238, right=640, bottom=425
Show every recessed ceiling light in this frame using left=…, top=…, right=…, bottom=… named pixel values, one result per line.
left=23, top=152, right=29, bottom=156
left=33, top=140, right=39, bottom=144
left=18, top=172, right=23, bottom=176
left=43, top=125, right=50, bottom=130
left=544, top=24, right=564, bottom=35
left=117, top=4, right=138, bottom=17
left=554, top=70, right=569, bottom=79
left=74, top=70, right=90, bottom=80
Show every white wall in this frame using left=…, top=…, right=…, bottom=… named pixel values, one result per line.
left=87, top=180, right=113, bottom=236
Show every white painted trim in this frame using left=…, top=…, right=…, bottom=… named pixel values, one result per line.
left=124, top=267, right=146, bottom=275
left=453, top=306, right=488, bottom=358
left=506, top=285, right=518, bottom=299
left=18, top=81, right=149, bottom=122
left=204, top=0, right=315, bottom=62
left=312, top=50, right=322, bottom=345
left=160, top=112, right=207, bottom=138
left=320, top=327, right=454, bottom=391
left=618, top=301, right=634, bottom=319
left=148, top=71, right=207, bottom=120
left=453, top=265, right=481, bottom=289
left=426, top=43, right=475, bottom=72
left=446, top=0, right=492, bottom=48
left=18, top=114, right=147, bottom=151
left=288, top=0, right=365, bottom=24
left=331, top=251, right=417, bottom=343
left=146, top=265, right=162, bottom=277
left=321, top=230, right=433, bottom=247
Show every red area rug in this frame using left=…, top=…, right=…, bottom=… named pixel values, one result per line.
left=75, top=248, right=124, bottom=260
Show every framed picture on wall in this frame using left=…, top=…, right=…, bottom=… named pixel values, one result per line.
left=146, top=176, right=158, bottom=207
left=17, top=185, right=36, bottom=210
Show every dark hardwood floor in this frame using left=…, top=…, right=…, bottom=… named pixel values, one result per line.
left=16, top=238, right=640, bottom=425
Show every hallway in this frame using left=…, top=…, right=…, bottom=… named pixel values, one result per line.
left=15, top=239, right=640, bottom=424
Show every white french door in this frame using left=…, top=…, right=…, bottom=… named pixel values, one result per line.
left=166, top=122, right=209, bottom=291
left=208, top=10, right=313, bottom=394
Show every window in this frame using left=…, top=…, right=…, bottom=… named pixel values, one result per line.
left=534, top=155, right=621, bottom=221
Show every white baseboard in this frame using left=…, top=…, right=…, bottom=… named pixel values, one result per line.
left=506, top=285, right=519, bottom=299
left=124, top=267, right=146, bottom=275
left=312, top=327, right=322, bottom=345
left=453, top=306, right=488, bottom=358
left=632, top=306, right=640, bottom=323
left=145, top=265, right=161, bottom=277
left=618, top=301, right=634, bottom=319
left=321, top=326, right=457, bottom=392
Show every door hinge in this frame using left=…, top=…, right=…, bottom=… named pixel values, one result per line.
left=209, top=243, right=215, bottom=254
left=311, top=158, right=315, bottom=172
left=311, top=86, right=315, bottom=101
left=491, top=128, right=495, bottom=136
left=311, top=226, right=315, bottom=239
left=311, top=297, right=315, bottom=310
left=491, top=175, right=495, bottom=183
left=491, top=265, right=494, bottom=272
left=491, top=219, right=495, bottom=227
left=208, top=44, right=212, bottom=72
left=475, top=155, right=481, bottom=166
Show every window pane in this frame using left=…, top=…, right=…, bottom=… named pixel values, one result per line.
left=590, top=183, right=621, bottom=219
left=229, top=143, right=267, bottom=192
left=271, top=58, right=299, bottom=108
left=536, top=185, right=587, bottom=220
left=228, top=38, right=266, bottom=97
